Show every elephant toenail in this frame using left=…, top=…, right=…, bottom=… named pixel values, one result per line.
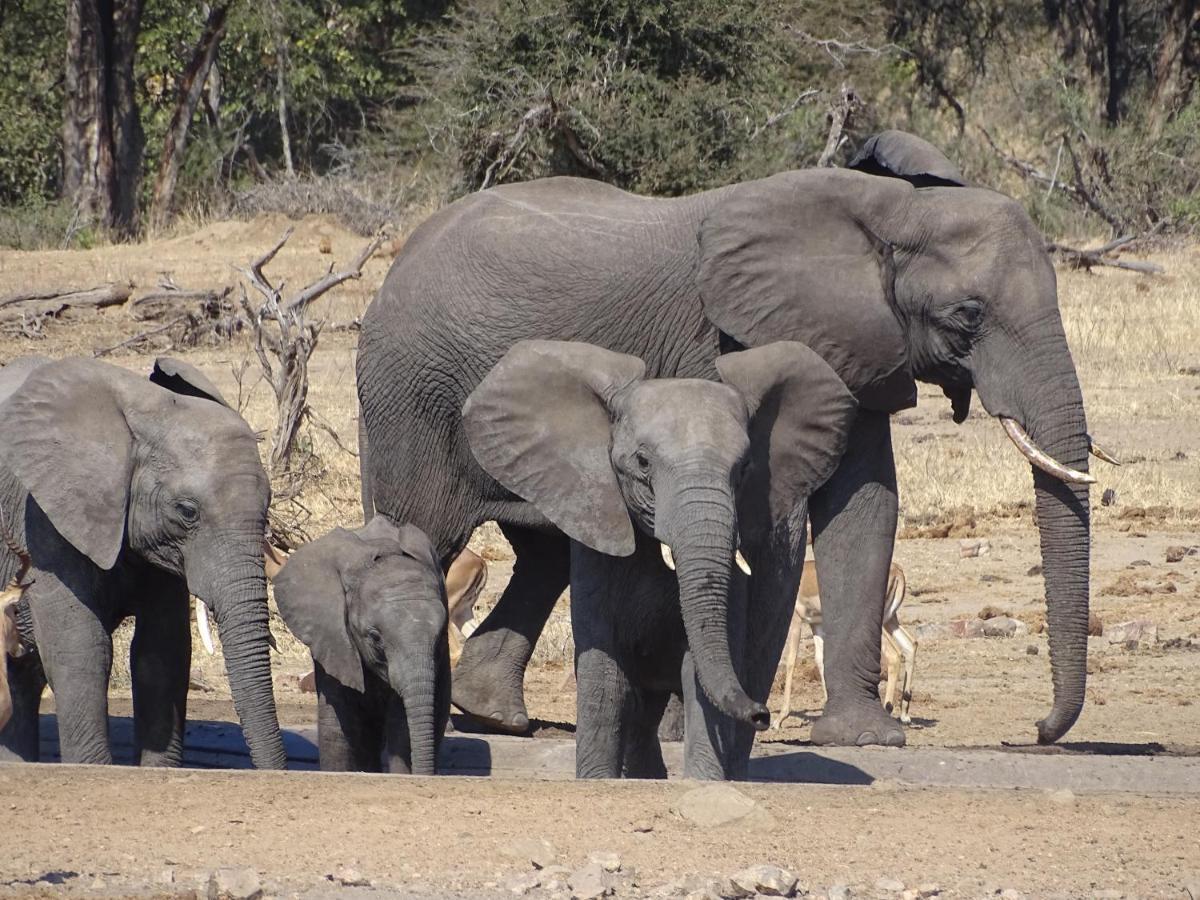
left=856, top=731, right=878, bottom=746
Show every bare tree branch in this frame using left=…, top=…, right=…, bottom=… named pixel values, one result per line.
left=751, top=90, right=818, bottom=140
left=817, top=84, right=862, bottom=167
left=789, top=27, right=907, bottom=68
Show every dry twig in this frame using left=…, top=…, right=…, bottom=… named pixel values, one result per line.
left=1045, top=235, right=1165, bottom=275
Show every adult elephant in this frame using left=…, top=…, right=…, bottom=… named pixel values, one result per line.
left=357, top=130, right=1097, bottom=750
left=0, top=356, right=286, bottom=768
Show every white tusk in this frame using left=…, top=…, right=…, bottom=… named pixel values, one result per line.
left=267, top=630, right=279, bottom=653
left=1000, top=417, right=1096, bottom=485
left=735, top=550, right=752, bottom=576
left=1087, top=434, right=1121, bottom=466
left=660, top=543, right=676, bottom=571
left=195, top=600, right=216, bottom=656
left=461, top=619, right=478, bottom=639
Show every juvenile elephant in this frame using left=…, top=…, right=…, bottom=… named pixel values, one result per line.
left=463, top=340, right=855, bottom=777
left=273, top=517, right=450, bottom=773
left=359, top=129, right=1101, bottom=751
left=0, top=356, right=285, bottom=768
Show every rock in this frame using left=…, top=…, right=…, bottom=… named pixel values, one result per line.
left=672, top=784, right=773, bottom=829
left=89, top=878, right=107, bottom=890
left=331, top=866, right=370, bottom=887
left=1128, top=559, right=1152, bottom=567
left=981, top=616, right=1028, bottom=638
left=1026, top=644, right=1039, bottom=655
left=503, top=837, right=559, bottom=869
left=569, top=862, right=613, bottom=899
left=1106, top=620, right=1158, bottom=646
left=158, top=869, right=177, bottom=886
left=1088, top=612, right=1104, bottom=637
left=729, top=865, right=798, bottom=897
left=630, top=820, right=654, bottom=833
left=827, top=886, right=852, bottom=900
left=916, top=884, right=941, bottom=898
left=1101, top=488, right=1116, bottom=506
left=189, top=668, right=215, bottom=693
left=299, top=670, right=316, bottom=693
left=587, top=852, right=622, bottom=873
left=207, top=868, right=263, bottom=900
left=914, top=622, right=954, bottom=641
left=959, top=538, right=991, bottom=558
left=506, top=872, right=543, bottom=895
left=1026, top=564, right=1043, bottom=576
left=977, top=604, right=1010, bottom=620
left=948, top=618, right=986, bottom=639
left=998, top=890, right=1023, bottom=900
left=1047, top=788, right=1075, bottom=804
left=874, top=876, right=905, bottom=893
left=1166, top=545, right=1196, bottom=563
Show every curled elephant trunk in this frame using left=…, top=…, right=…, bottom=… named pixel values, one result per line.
left=660, top=482, right=769, bottom=731
left=392, top=659, right=439, bottom=775
left=196, top=556, right=287, bottom=769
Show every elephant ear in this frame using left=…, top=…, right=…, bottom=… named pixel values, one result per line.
left=150, top=358, right=230, bottom=407
left=463, top=340, right=645, bottom=557
left=848, top=130, right=967, bottom=187
left=273, top=527, right=367, bottom=692
left=697, top=171, right=917, bottom=412
left=355, top=517, right=442, bottom=584
left=0, top=358, right=134, bottom=570
left=716, top=342, right=858, bottom=538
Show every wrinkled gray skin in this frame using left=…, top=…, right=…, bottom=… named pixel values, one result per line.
left=273, top=518, right=450, bottom=774
left=0, top=357, right=286, bottom=769
left=358, top=129, right=1091, bottom=749
left=464, top=340, right=856, bottom=778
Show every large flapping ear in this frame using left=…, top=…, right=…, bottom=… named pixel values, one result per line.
left=716, top=342, right=858, bottom=537
left=0, top=357, right=50, bottom=407
left=0, top=358, right=134, bottom=570
left=463, top=340, right=646, bottom=557
left=150, top=358, right=231, bottom=407
left=391, top=523, right=442, bottom=583
left=697, top=171, right=917, bottom=413
left=272, top=527, right=368, bottom=692
left=848, top=130, right=967, bottom=187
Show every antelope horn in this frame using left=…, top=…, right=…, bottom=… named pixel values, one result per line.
left=195, top=599, right=216, bottom=656
left=735, top=549, right=752, bottom=576
left=1000, top=417, right=1096, bottom=485
left=660, top=543, right=676, bottom=571
left=1087, top=435, right=1121, bottom=466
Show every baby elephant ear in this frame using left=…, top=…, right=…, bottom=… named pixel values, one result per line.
left=848, top=130, right=967, bottom=187
left=0, top=358, right=134, bottom=571
left=391, top=524, right=442, bottom=580
left=463, top=340, right=645, bottom=557
left=150, top=358, right=231, bottom=407
left=717, top=342, right=858, bottom=539
left=273, top=528, right=367, bottom=692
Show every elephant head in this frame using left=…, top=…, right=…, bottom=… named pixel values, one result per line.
left=697, top=130, right=1095, bottom=742
left=0, top=357, right=286, bottom=768
left=272, top=517, right=448, bottom=775
left=463, top=340, right=857, bottom=731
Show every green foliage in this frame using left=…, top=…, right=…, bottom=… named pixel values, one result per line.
left=0, top=1, right=65, bottom=204
left=418, top=0, right=812, bottom=196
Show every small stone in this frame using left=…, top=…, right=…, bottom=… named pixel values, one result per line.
left=1106, top=620, right=1158, bottom=646
left=875, top=877, right=905, bottom=893
left=981, top=616, right=1028, bottom=638
left=901, top=891, right=919, bottom=900
left=948, top=618, right=986, bottom=639
left=1026, top=564, right=1043, bottom=576
left=1129, top=559, right=1152, bottom=567
left=503, top=837, right=559, bottom=869
left=729, top=865, right=798, bottom=897
left=672, top=784, right=774, bottom=829
left=506, top=872, right=542, bottom=895
left=569, top=862, right=613, bottom=899
left=913, top=622, right=954, bottom=641
left=189, top=667, right=215, bottom=692
left=917, top=884, right=941, bottom=898
left=89, top=878, right=107, bottom=890
left=1101, top=488, right=1116, bottom=506
left=1166, top=545, right=1196, bottom=563
left=827, top=886, right=852, bottom=900
left=1047, top=788, right=1075, bottom=804
left=332, top=866, right=370, bottom=887
left=208, top=868, right=263, bottom=900
left=959, top=538, right=991, bottom=558
left=299, top=670, right=317, bottom=693
left=189, top=825, right=206, bottom=835
left=998, top=890, right=1023, bottom=900
left=1026, top=644, right=1039, bottom=655
left=587, top=851, right=622, bottom=873
left=159, top=868, right=177, bottom=885
left=631, top=820, right=654, bottom=833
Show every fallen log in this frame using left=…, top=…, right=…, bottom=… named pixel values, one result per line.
left=0, top=283, right=132, bottom=323
left=130, top=286, right=231, bottom=321
left=1045, top=238, right=1165, bottom=275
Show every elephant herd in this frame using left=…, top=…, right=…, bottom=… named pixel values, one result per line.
left=0, top=130, right=1110, bottom=780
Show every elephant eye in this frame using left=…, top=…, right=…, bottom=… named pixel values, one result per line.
left=174, top=500, right=199, bottom=524
left=953, top=299, right=984, bottom=329
left=634, top=449, right=651, bottom=473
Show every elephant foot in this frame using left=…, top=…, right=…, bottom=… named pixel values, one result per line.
left=810, top=701, right=905, bottom=747
left=451, top=641, right=531, bottom=736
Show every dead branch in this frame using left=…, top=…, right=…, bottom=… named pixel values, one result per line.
left=0, top=283, right=131, bottom=323
left=130, top=286, right=231, bottom=321
left=751, top=90, right=819, bottom=140
left=789, top=28, right=906, bottom=67
left=817, top=84, right=863, bottom=167
left=1045, top=237, right=1165, bottom=275
left=93, top=316, right=189, bottom=357
left=481, top=102, right=554, bottom=190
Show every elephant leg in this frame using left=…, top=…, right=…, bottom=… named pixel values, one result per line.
left=315, top=664, right=382, bottom=772
left=129, top=576, right=191, bottom=767
left=575, top=647, right=632, bottom=779
left=680, top=651, right=733, bottom=780
left=0, top=652, right=46, bottom=762
left=451, top=524, right=570, bottom=735
left=623, top=689, right=669, bottom=779
left=808, top=409, right=905, bottom=748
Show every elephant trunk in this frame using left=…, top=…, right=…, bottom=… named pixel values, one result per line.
left=199, top=554, right=287, bottom=769
left=660, top=476, right=769, bottom=731
left=393, top=658, right=439, bottom=775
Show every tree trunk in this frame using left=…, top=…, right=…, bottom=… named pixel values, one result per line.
left=108, top=0, right=145, bottom=237
left=1148, top=0, right=1200, bottom=137
left=1103, top=0, right=1124, bottom=124
left=149, top=2, right=230, bottom=232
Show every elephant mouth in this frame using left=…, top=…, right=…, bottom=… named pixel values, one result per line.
left=659, top=542, right=752, bottom=576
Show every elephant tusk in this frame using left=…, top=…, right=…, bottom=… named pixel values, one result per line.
left=660, top=543, right=676, bottom=571
left=1088, top=435, right=1121, bottom=466
left=1000, top=418, right=1096, bottom=485
left=267, top=630, right=279, bottom=653
left=735, top=549, right=752, bottom=576
left=195, top=599, right=216, bottom=656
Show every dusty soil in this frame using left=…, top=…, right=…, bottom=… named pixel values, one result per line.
left=2, top=218, right=1199, bottom=898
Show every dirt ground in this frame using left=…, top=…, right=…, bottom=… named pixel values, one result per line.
left=1, top=218, right=1199, bottom=898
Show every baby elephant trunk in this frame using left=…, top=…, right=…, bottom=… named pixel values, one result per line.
left=391, top=655, right=439, bottom=775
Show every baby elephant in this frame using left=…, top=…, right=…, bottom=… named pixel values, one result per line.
left=273, top=517, right=450, bottom=774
